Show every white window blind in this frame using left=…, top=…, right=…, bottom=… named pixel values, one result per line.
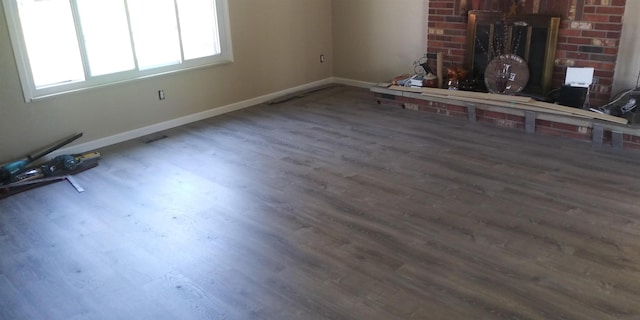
left=3, top=0, right=233, bottom=101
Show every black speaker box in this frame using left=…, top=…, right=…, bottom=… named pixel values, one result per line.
left=557, top=85, right=588, bottom=109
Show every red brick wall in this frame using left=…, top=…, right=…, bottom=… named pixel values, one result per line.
left=427, top=0, right=627, bottom=106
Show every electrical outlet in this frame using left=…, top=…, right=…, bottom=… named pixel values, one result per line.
left=320, top=54, right=325, bottom=63
left=158, top=90, right=165, bottom=100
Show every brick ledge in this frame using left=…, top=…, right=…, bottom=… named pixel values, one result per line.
left=371, top=87, right=640, bottom=151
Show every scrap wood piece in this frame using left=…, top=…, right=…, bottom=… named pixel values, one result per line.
left=388, top=85, right=424, bottom=93
left=387, top=85, right=532, bottom=103
left=451, top=94, right=627, bottom=124
left=387, top=85, right=629, bottom=125
left=421, top=87, right=534, bottom=103
left=1, top=175, right=69, bottom=189
left=421, top=93, right=585, bottom=118
left=0, top=178, right=64, bottom=199
left=528, top=101, right=628, bottom=125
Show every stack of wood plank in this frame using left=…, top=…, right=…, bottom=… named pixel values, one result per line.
left=386, top=85, right=628, bottom=125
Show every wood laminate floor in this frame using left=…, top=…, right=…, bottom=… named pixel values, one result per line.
left=2, top=86, right=640, bottom=319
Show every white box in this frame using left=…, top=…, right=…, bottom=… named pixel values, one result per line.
left=565, top=67, right=594, bottom=87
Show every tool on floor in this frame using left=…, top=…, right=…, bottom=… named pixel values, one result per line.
left=0, top=151, right=100, bottom=198
left=11, top=151, right=100, bottom=183
left=0, top=132, right=83, bottom=184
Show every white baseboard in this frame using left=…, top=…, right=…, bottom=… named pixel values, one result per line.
left=54, top=77, right=335, bottom=156
left=332, top=77, right=376, bottom=88
left=55, top=77, right=373, bottom=156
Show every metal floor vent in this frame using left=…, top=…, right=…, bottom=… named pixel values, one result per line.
left=144, top=135, right=169, bottom=144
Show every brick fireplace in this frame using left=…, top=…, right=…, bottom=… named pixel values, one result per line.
left=427, top=0, right=626, bottom=106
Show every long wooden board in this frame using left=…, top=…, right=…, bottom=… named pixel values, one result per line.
left=421, top=93, right=589, bottom=118
left=384, top=85, right=628, bottom=125
left=388, top=86, right=532, bottom=103
left=421, top=87, right=534, bottom=103
left=387, top=85, right=424, bottom=93
left=528, top=100, right=628, bottom=124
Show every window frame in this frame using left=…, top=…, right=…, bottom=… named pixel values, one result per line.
left=2, top=0, right=233, bottom=102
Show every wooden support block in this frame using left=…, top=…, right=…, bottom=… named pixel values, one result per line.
left=525, top=111, right=536, bottom=134
left=530, top=101, right=628, bottom=125
left=612, top=131, right=624, bottom=150
left=437, top=52, right=443, bottom=89
left=466, top=103, right=477, bottom=123
left=592, top=124, right=604, bottom=145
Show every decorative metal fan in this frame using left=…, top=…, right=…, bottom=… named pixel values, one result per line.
left=484, top=54, right=529, bottom=94
left=414, top=55, right=433, bottom=76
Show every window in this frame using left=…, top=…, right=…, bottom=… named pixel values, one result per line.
left=3, top=0, right=232, bottom=101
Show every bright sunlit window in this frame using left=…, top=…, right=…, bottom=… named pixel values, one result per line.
left=3, top=0, right=232, bottom=101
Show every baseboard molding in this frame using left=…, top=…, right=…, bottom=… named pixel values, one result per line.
left=54, top=77, right=335, bottom=156
left=332, top=77, right=376, bottom=88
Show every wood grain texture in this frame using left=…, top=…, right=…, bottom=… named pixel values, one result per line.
left=2, top=85, right=640, bottom=319
left=388, top=85, right=627, bottom=124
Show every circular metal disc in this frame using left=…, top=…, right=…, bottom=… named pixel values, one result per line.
left=484, top=54, right=530, bottom=95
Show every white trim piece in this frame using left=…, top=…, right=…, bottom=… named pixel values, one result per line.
left=2, top=0, right=35, bottom=102
left=216, top=0, right=234, bottom=63
left=52, top=77, right=335, bottom=157
left=332, top=77, right=376, bottom=88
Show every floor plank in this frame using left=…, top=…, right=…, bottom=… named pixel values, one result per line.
left=2, top=85, right=640, bottom=319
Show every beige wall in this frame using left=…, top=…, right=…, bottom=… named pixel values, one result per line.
left=332, top=0, right=426, bottom=83
left=613, top=0, right=640, bottom=95
left=0, top=0, right=332, bottom=161
left=3, top=0, right=639, bottom=162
